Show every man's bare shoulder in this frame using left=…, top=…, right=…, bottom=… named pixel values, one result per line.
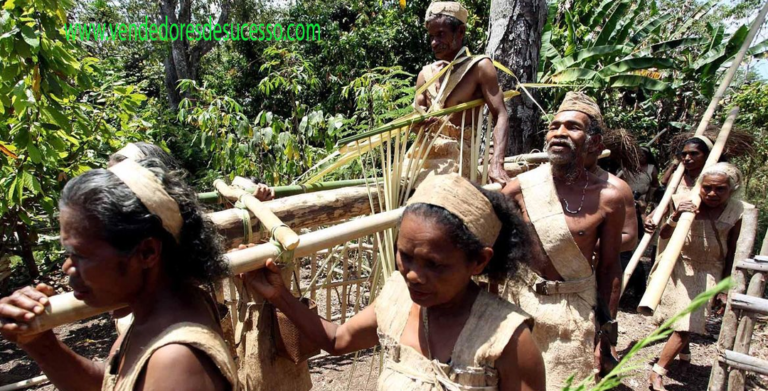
left=606, top=173, right=634, bottom=198
left=474, top=58, right=498, bottom=78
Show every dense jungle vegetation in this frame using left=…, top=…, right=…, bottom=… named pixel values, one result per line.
left=1, top=0, right=767, bottom=289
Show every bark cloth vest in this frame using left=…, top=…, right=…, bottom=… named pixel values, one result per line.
left=503, top=164, right=597, bottom=391
left=101, top=296, right=239, bottom=391
left=620, top=164, right=656, bottom=196
left=404, top=54, right=488, bottom=188
left=376, top=272, right=532, bottom=391
left=651, top=195, right=752, bottom=334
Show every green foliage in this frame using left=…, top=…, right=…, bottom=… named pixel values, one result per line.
left=178, top=77, right=348, bottom=185
left=0, top=0, right=147, bottom=265
left=727, top=82, right=768, bottom=250
left=539, top=0, right=766, bottom=97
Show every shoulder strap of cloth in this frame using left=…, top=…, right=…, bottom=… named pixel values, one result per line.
left=517, top=164, right=593, bottom=280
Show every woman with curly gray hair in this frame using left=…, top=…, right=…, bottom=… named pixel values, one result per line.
left=645, top=162, right=751, bottom=390
left=0, top=159, right=238, bottom=391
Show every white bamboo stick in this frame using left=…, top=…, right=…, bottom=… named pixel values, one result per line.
left=638, top=108, right=739, bottom=314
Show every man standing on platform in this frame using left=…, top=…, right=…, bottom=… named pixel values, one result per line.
left=410, top=2, right=510, bottom=185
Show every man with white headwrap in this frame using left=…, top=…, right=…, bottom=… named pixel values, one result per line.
left=408, top=1, right=510, bottom=185
left=502, top=92, right=625, bottom=390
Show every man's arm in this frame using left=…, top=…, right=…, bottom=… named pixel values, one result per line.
left=598, top=189, right=625, bottom=318
left=477, top=60, right=510, bottom=184
left=415, top=70, right=428, bottom=108
left=612, top=176, right=638, bottom=251
left=138, top=344, right=230, bottom=391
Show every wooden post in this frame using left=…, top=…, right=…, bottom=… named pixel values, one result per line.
left=709, top=207, right=759, bottom=390
left=214, top=179, right=300, bottom=250
left=728, top=272, right=766, bottom=390
left=639, top=108, right=739, bottom=314
left=761, top=228, right=768, bottom=257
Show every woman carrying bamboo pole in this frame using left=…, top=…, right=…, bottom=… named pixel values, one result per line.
left=0, top=158, right=238, bottom=391
left=659, top=136, right=712, bottom=195
left=240, top=174, right=545, bottom=390
left=645, top=163, right=752, bottom=390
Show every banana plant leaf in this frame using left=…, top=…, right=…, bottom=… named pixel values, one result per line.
left=589, top=0, right=617, bottom=29
left=672, top=0, right=719, bottom=40
left=550, top=68, right=598, bottom=83
left=593, top=0, right=631, bottom=47
left=629, top=14, right=673, bottom=46
left=747, top=38, right=768, bottom=58
left=604, top=74, right=669, bottom=91
left=598, top=57, right=675, bottom=78
left=551, top=45, right=627, bottom=73
left=650, top=37, right=708, bottom=53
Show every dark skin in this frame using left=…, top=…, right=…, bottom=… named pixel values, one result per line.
left=241, top=214, right=546, bottom=391
left=415, top=18, right=510, bottom=184
left=502, top=111, right=625, bottom=374
left=584, top=147, right=638, bottom=252
left=645, top=173, right=740, bottom=390
left=0, top=207, right=228, bottom=391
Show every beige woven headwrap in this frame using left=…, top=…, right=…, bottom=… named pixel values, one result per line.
left=406, top=174, right=501, bottom=246
left=108, top=160, right=183, bottom=242
left=425, top=2, right=468, bottom=24
left=556, top=92, right=604, bottom=132
left=115, top=143, right=146, bottom=161
left=693, top=135, right=714, bottom=150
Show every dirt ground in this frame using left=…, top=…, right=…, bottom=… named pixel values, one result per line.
left=2, top=259, right=767, bottom=390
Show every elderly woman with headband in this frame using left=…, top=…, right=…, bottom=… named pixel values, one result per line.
left=645, top=162, right=752, bottom=391
left=0, top=159, right=238, bottom=391
left=110, top=142, right=274, bottom=201
left=240, top=174, right=545, bottom=391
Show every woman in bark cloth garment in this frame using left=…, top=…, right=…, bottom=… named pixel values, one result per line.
left=239, top=174, right=545, bottom=391
left=644, top=163, right=752, bottom=391
left=0, top=158, right=239, bottom=391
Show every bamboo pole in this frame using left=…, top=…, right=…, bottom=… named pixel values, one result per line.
left=213, top=179, right=300, bottom=251
left=645, top=127, right=669, bottom=147
left=709, top=207, right=759, bottom=391
left=626, top=1, right=768, bottom=299
left=638, top=107, right=739, bottom=315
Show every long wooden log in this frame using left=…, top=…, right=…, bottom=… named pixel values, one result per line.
left=210, top=185, right=379, bottom=248
left=728, top=272, right=766, bottom=390
left=17, top=208, right=403, bottom=335
left=708, top=207, right=759, bottom=391
left=719, top=350, right=768, bottom=377
left=638, top=107, right=739, bottom=315
left=198, top=179, right=374, bottom=204
left=15, top=182, right=500, bottom=335
left=214, top=179, right=300, bottom=250
left=762, top=229, right=768, bottom=257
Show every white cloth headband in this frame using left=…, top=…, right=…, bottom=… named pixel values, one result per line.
left=108, top=160, right=183, bottom=242
left=115, top=143, right=146, bottom=161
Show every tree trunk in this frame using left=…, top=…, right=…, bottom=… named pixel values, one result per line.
left=485, top=0, right=548, bottom=155
left=159, top=0, right=232, bottom=109
left=16, top=223, right=38, bottom=279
